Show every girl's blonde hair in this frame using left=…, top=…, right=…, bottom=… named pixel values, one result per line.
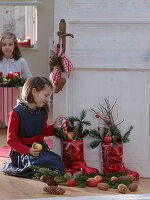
left=0, top=32, right=22, bottom=60
left=22, top=77, right=53, bottom=112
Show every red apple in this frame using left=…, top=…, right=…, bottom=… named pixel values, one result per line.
left=87, top=178, right=97, bottom=187
left=111, top=176, right=118, bottom=181
left=66, top=178, right=76, bottom=186
left=104, top=136, right=112, bottom=144
left=94, top=175, right=103, bottom=183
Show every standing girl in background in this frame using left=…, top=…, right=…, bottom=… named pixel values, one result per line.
left=2, top=77, right=64, bottom=178
left=0, top=32, right=32, bottom=78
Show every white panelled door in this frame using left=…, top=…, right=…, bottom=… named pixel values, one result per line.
left=53, top=0, right=150, bottom=177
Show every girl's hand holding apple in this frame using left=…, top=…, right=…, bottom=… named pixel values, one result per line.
left=29, top=143, right=43, bottom=156
left=33, top=143, right=43, bottom=151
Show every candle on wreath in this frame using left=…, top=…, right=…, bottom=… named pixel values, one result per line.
left=19, top=40, right=26, bottom=45
left=18, top=38, right=31, bottom=47
left=17, top=38, right=21, bottom=43
left=14, top=72, right=20, bottom=77
left=7, top=72, right=14, bottom=79
left=0, top=72, right=3, bottom=77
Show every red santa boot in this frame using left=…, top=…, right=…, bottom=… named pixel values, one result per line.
left=62, top=138, right=99, bottom=174
left=101, top=142, right=139, bottom=181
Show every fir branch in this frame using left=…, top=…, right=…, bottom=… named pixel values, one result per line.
left=67, top=126, right=74, bottom=132
left=76, top=110, right=88, bottom=133
left=102, top=128, right=109, bottom=139
left=122, top=126, right=133, bottom=143
left=0, top=76, right=26, bottom=87
left=34, top=173, right=42, bottom=178
left=38, top=168, right=56, bottom=176
left=82, top=121, right=91, bottom=126
left=54, top=127, right=67, bottom=139
left=90, top=140, right=101, bottom=149
left=102, top=171, right=127, bottom=177
left=68, top=117, right=75, bottom=130
left=68, top=116, right=79, bottom=124
left=109, top=124, right=121, bottom=137
left=30, top=165, right=40, bottom=171
left=29, top=165, right=64, bottom=177
left=81, top=129, right=90, bottom=139
left=74, top=123, right=83, bottom=134
left=89, top=129, right=102, bottom=139
left=112, top=135, right=119, bottom=146
left=108, top=179, right=133, bottom=189
left=54, top=176, right=66, bottom=183
left=30, top=165, right=134, bottom=188
left=76, top=181, right=87, bottom=188
left=80, top=110, right=87, bottom=121
left=68, top=116, right=80, bottom=133
left=68, top=110, right=91, bottom=139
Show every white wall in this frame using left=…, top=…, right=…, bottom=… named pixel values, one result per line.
left=53, top=0, right=150, bottom=177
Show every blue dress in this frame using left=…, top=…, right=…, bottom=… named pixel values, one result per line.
left=2, top=102, right=64, bottom=178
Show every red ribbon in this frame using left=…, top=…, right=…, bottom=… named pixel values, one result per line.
left=61, top=54, right=73, bottom=78
left=64, top=140, right=82, bottom=151
left=102, top=143, right=123, bottom=164
left=49, top=68, right=61, bottom=86
left=62, top=139, right=84, bottom=161
left=50, top=38, right=74, bottom=86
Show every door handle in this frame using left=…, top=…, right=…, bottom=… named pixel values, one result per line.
left=57, top=19, right=74, bottom=52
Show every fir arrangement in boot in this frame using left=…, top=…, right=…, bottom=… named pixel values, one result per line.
left=89, top=97, right=139, bottom=181
left=54, top=110, right=99, bottom=174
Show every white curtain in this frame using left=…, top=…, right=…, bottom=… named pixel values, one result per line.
left=0, top=1, right=42, bottom=5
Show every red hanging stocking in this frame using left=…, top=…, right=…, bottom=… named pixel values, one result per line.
left=101, top=142, right=139, bottom=181
left=62, top=139, right=99, bottom=174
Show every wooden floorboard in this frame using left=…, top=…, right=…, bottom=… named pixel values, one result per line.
left=0, top=127, right=150, bottom=199
left=0, top=164, right=150, bottom=200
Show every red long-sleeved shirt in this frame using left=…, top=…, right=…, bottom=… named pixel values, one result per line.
left=7, top=110, right=54, bottom=155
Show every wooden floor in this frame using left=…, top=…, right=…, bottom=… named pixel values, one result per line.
left=0, top=128, right=150, bottom=199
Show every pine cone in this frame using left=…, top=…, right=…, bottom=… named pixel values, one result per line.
left=47, top=179, right=58, bottom=186
left=97, top=183, right=109, bottom=191
left=128, top=183, right=138, bottom=192
left=49, top=51, right=59, bottom=67
left=118, top=184, right=128, bottom=194
left=40, top=175, right=53, bottom=183
left=43, top=186, right=66, bottom=195
left=119, top=175, right=134, bottom=181
left=54, top=78, right=66, bottom=93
